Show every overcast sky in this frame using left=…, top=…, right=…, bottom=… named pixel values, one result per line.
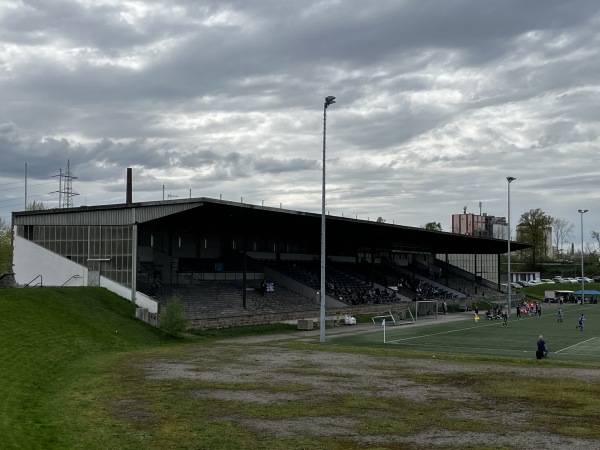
left=1, top=0, right=599, bottom=251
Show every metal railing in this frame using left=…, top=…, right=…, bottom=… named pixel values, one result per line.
left=25, top=275, right=42, bottom=287
left=61, top=274, right=82, bottom=286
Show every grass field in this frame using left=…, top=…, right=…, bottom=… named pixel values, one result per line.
left=516, top=281, right=600, bottom=302
left=4, top=287, right=600, bottom=449
left=334, top=302, right=600, bottom=363
left=0, top=287, right=169, bottom=449
left=0, top=287, right=297, bottom=449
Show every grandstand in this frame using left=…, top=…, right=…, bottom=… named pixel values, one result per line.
left=11, top=194, right=531, bottom=328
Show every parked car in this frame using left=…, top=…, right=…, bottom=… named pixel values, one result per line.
left=528, top=279, right=542, bottom=285
left=552, top=276, right=565, bottom=283
left=501, top=282, right=525, bottom=291
left=563, top=278, right=579, bottom=283
left=540, top=279, right=555, bottom=284
left=594, top=276, right=600, bottom=282
left=575, top=277, right=593, bottom=283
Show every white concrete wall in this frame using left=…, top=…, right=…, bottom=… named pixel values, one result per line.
left=133, top=292, right=158, bottom=314
left=13, top=234, right=87, bottom=287
left=100, top=275, right=158, bottom=313
left=13, top=232, right=158, bottom=314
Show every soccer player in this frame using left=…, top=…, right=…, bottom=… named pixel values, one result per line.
left=502, top=311, right=508, bottom=327
left=577, top=314, right=585, bottom=331
left=557, top=308, right=563, bottom=323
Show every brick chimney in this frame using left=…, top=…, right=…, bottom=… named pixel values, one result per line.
left=126, top=168, right=132, bottom=204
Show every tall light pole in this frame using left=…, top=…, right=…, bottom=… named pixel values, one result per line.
left=320, top=96, right=336, bottom=343
left=578, top=209, right=588, bottom=304
left=506, top=177, right=516, bottom=315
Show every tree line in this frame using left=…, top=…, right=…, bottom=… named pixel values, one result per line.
left=424, top=209, right=600, bottom=268
left=0, top=201, right=47, bottom=273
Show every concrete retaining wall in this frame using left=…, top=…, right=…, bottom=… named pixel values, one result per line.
left=185, top=302, right=413, bottom=330
left=0, top=273, right=16, bottom=288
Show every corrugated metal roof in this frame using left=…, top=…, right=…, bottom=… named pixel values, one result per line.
left=12, top=200, right=204, bottom=226
left=11, top=197, right=532, bottom=254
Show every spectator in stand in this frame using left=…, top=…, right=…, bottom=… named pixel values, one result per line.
left=259, top=278, right=267, bottom=297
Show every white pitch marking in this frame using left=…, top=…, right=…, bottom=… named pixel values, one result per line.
left=386, top=322, right=497, bottom=344
left=554, top=336, right=596, bottom=353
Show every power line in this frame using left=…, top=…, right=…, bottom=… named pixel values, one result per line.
left=0, top=180, right=25, bottom=187
left=0, top=181, right=55, bottom=192
left=0, top=194, right=56, bottom=208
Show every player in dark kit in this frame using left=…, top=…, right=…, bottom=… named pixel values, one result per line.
left=536, top=335, right=549, bottom=359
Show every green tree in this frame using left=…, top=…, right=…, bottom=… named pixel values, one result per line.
left=517, top=209, right=553, bottom=266
left=592, top=230, right=600, bottom=253
left=0, top=218, right=12, bottom=273
left=552, top=217, right=574, bottom=256
left=423, top=222, right=443, bottom=232
left=26, top=200, right=47, bottom=211
left=160, top=294, right=188, bottom=337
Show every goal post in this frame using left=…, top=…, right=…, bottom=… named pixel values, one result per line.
left=372, top=307, right=415, bottom=326
left=415, top=300, right=438, bottom=320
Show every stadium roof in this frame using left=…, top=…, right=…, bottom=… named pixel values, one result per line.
left=13, top=197, right=530, bottom=255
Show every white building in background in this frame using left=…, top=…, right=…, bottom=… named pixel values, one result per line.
left=451, top=213, right=485, bottom=236
left=452, top=211, right=509, bottom=240
left=451, top=210, right=554, bottom=258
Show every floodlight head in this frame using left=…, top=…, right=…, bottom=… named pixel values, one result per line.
left=506, top=176, right=516, bottom=183
left=325, top=96, right=336, bottom=107
left=578, top=209, right=589, bottom=214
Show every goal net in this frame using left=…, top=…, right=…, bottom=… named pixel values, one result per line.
left=415, top=300, right=438, bottom=320
left=371, top=307, right=415, bottom=326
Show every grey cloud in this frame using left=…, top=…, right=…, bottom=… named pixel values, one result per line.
left=1, top=0, right=600, bottom=241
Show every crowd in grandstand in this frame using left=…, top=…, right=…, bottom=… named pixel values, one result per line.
left=396, top=276, right=454, bottom=301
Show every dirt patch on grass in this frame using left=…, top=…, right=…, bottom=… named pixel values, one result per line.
left=135, top=335, right=600, bottom=449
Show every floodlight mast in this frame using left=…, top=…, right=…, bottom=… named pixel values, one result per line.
left=578, top=209, right=588, bottom=304
left=320, top=96, right=336, bottom=343
left=506, top=177, right=516, bottom=316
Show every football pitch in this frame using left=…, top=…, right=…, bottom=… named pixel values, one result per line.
left=331, top=302, right=600, bottom=363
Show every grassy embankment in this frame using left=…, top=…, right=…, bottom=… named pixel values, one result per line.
left=3, top=286, right=600, bottom=449
left=0, top=287, right=298, bottom=449
left=514, top=282, right=600, bottom=302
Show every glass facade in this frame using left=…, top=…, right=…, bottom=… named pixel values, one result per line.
left=17, top=225, right=133, bottom=287
left=438, top=253, right=499, bottom=285
left=15, top=222, right=500, bottom=293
